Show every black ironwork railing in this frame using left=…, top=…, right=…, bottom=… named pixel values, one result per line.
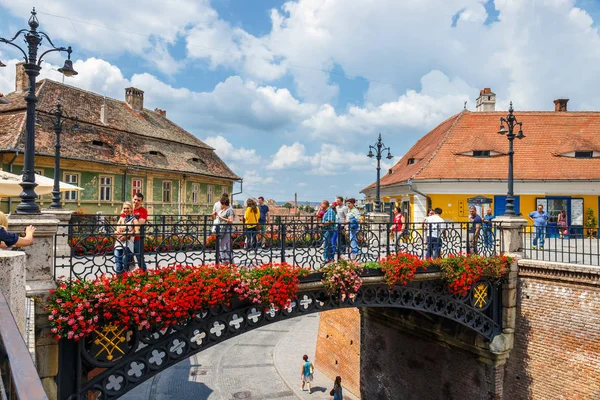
left=54, top=220, right=502, bottom=280
left=522, top=225, right=600, bottom=265
left=0, top=291, right=48, bottom=400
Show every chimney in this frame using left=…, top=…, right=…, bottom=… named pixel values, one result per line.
left=15, top=62, right=28, bottom=93
left=475, top=87, right=496, bottom=112
left=125, top=87, right=144, bottom=111
left=154, top=108, right=166, bottom=117
left=554, top=98, right=569, bottom=112
left=100, top=96, right=108, bottom=124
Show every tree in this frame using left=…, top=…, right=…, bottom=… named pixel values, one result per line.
left=283, top=202, right=293, bottom=209
left=585, top=208, right=597, bottom=238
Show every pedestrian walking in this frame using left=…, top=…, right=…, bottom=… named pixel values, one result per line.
left=389, top=206, right=405, bottom=246
left=131, top=193, right=148, bottom=271
left=483, top=208, right=495, bottom=249
left=529, top=204, right=550, bottom=249
left=424, top=207, right=444, bottom=259
left=557, top=209, right=568, bottom=239
left=330, top=376, right=343, bottom=400
left=300, top=354, right=314, bottom=393
left=332, top=196, right=348, bottom=256
left=468, top=206, right=483, bottom=254
left=244, top=198, right=260, bottom=250
left=0, top=211, right=35, bottom=248
left=215, top=198, right=235, bottom=264
left=322, top=201, right=336, bottom=262
left=258, top=196, right=269, bottom=246
left=346, top=198, right=361, bottom=259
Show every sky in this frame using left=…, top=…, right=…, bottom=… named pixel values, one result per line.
left=1, top=0, right=600, bottom=203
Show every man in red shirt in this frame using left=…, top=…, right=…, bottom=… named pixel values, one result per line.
left=132, top=193, right=148, bottom=271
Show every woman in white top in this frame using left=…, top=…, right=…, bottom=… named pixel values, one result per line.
left=215, top=197, right=235, bottom=264
left=114, top=202, right=139, bottom=274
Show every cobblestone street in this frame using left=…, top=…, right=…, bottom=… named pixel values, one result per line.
left=121, top=314, right=359, bottom=400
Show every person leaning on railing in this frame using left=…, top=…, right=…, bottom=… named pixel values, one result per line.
left=0, top=211, right=35, bottom=249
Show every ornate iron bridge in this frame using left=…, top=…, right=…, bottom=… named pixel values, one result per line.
left=56, top=274, right=502, bottom=400
left=55, top=219, right=503, bottom=280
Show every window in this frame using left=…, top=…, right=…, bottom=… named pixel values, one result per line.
left=207, top=185, right=213, bottom=204
left=575, top=151, right=593, bottom=159
left=99, top=176, right=112, bottom=201
left=407, top=158, right=416, bottom=165
left=148, top=150, right=165, bottom=156
left=64, top=173, right=79, bottom=201
left=34, top=169, right=44, bottom=176
left=191, top=183, right=199, bottom=204
left=162, top=181, right=172, bottom=203
left=92, top=140, right=104, bottom=147
left=132, top=179, right=142, bottom=197
left=222, top=186, right=229, bottom=195
left=473, top=150, right=491, bottom=158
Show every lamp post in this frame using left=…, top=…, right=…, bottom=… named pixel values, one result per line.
left=48, top=100, right=79, bottom=209
left=0, top=8, right=77, bottom=214
left=367, top=133, right=393, bottom=213
left=498, top=102, right=525, bottom=216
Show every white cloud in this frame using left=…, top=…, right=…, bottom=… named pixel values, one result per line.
left=267, top=142, right=399, bottom=175
left=204, top=136, right=261, bottom=164
left=301, top=70, right=473, bottom=141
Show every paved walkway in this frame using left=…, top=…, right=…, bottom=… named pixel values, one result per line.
left=122, top=315, right=360, bottom=399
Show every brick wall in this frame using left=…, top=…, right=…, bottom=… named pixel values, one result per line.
left=503, top=260, right=600, bottom=399
left=315, top=309, right=361, bottom=397
left=359, top=308, right=495, bottom=400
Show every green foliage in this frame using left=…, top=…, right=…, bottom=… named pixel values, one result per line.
left=585, top=208, right=597, bottom=229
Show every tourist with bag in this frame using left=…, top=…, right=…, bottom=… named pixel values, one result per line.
left=330, top=376, right=343, bottom=399
left=114, top=202, right=138, bottom=275
left=215, top=198, right=235, bottom=264
left=300, top=354, right=314, bottom=393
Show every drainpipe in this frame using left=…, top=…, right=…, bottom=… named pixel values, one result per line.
left=407, top=179, right=432, bottom=215
left=231, top=179, right=243, bottom=206
left=122, top=168, right=128, bottom=202
left=7, top=151, right=19, bottom=212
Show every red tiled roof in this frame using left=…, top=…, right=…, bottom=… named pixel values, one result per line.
left=0, top=79, right=240, bottom=180
left=364, top=109, right=600, bottom=191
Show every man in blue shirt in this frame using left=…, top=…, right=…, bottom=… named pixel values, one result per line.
left=529, top=204, right=550, bottom=249
left=468, top=206, right=483, bottom=254
left=321, top=200, right=336, bottom=262
left=483, top=208, right=495, bottom=249
left=258, top=196, right=269, bottom=247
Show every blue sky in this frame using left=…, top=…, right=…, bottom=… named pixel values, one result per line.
left=2, top=0, right=600, bottom=202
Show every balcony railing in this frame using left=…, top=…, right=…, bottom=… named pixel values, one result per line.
left=0, top=291, right=47, bottom=400
left=522, top=225, right=600, bottom=265
left=55, top=220, right=502, bottom=281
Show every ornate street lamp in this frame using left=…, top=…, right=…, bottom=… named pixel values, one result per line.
left=367, top=133, right=393, bottom=212
left=0, top=8, right=77, bottom=214
left=498, top=102, right=525, bottom=216
left=47, top=100, right=79, bottom=209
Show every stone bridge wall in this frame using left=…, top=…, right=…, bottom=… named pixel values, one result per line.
left=503, top=259, right=600, bottom=400
left=316, top=259, right=600, bottom=400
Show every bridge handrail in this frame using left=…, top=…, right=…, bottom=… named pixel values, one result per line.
left=0, top=291, right=48, bottom=400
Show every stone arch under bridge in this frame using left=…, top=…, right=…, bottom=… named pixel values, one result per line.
left=57, top=276, right=502, bottom=400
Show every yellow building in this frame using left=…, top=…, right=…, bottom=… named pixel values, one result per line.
left=362, top=90, right=600, bottom=234
left=0, top=63, right=240, bottom=215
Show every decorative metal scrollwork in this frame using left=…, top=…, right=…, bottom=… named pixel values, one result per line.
left=60, top=279, right=501, bottom=399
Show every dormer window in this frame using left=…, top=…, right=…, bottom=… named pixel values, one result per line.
left=575, top=151, right=593, bottom=159
left=473, top=150, right=491, bottom=158
left=559, top=151, right=599, bottom=158
left=92, top=140, right=105, bottom=147
left=191, top=157, right=200, bottom=162
left=147, top=150, right=165, bottom=157
left=407, top=158, right=417, bottom=165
